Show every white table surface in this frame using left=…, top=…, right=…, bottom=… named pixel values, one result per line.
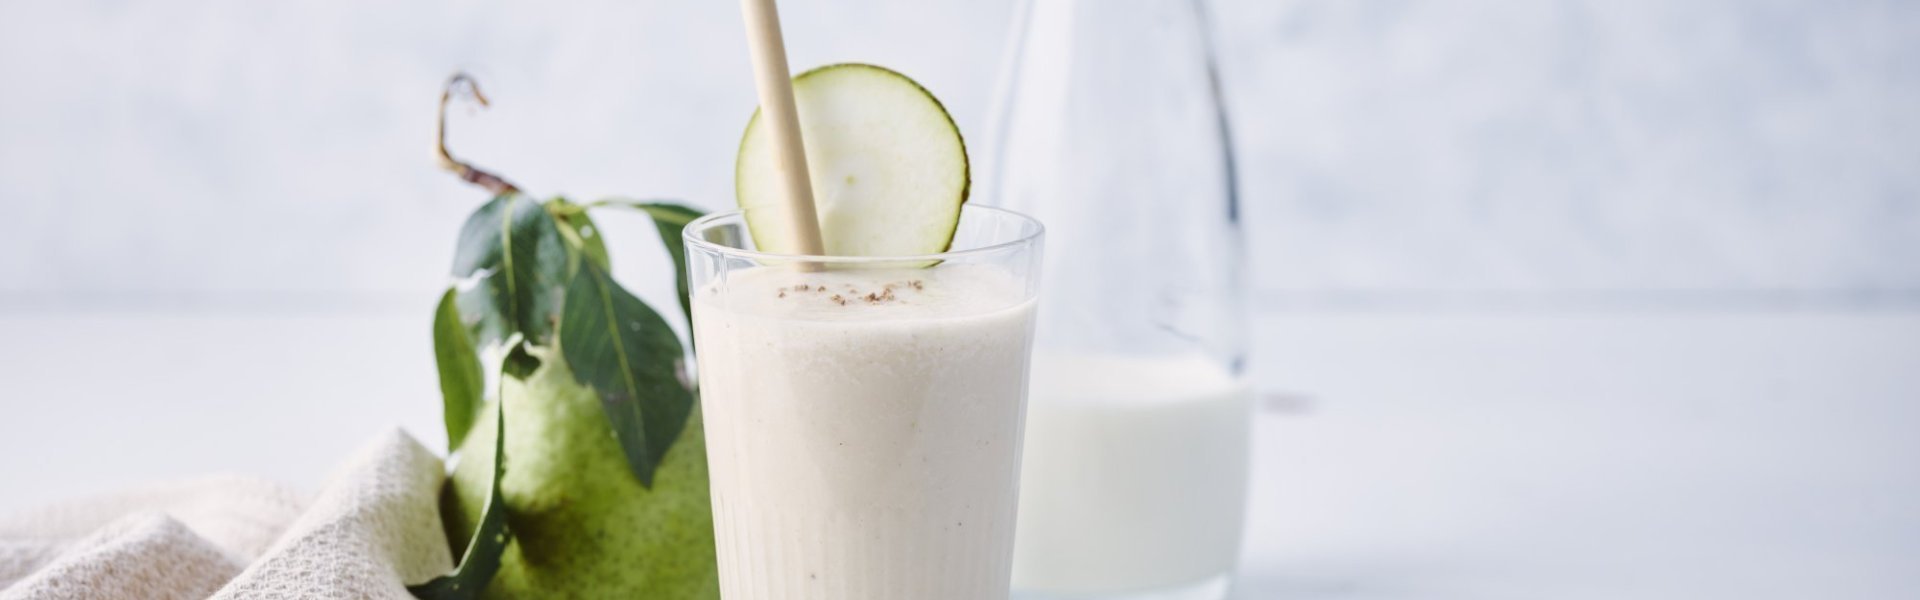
left=4, top=310, right=1917, bottom=598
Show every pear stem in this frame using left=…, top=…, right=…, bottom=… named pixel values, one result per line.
left=437, top=73, right=519, bottom=196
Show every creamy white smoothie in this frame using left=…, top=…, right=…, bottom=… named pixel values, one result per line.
left=693, top=264, right=1038, bottom=600
left=1012, top=353, right=1251, bottom=595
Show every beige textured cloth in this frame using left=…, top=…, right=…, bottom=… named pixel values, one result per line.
left=0, top=430, right=454, bottom=599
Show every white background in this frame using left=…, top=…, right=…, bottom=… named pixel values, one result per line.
left=2, top=0, right=1917, bottom=597
left=1, top=0, right=1915, bottom=306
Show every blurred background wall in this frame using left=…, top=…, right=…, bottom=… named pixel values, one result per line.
left=4, top=3, right=1918, bottom=590
left=1, top=0, right=1915, bottom=313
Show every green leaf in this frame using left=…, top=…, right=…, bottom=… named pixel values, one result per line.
left=549, top=199, right=610, bottom=274
left=591, top=200, right=704, bottom=330
left=432, top=288, right=485, bottom=452
left=409, top=350, right=514, bottom=599
left=452, top=193, right=571, bottom=347
left=557, top=260, right=695, bottom=488
left=501, top=342, right=541, bottom=380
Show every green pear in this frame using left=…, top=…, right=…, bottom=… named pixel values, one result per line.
left=442, top=348, right=718, bottom=599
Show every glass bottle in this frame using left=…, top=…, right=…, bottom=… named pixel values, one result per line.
left=980, top=0, right=1250, bottom=598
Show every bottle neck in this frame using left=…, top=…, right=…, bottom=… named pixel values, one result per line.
left=983, top=0, right=1245, bottom=365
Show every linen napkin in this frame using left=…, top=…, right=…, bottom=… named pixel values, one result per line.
left=1, top=430, right=453, bottom=599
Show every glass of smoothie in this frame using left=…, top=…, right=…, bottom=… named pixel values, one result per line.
left=684, top=203, right=1044, bottom=600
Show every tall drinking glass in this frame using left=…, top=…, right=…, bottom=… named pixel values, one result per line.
left=685, top=205, right=1045, bottom=600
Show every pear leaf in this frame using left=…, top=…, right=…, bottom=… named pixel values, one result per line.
left=432, top=288, right=485, bottom=452
left=452, top=193, right=570, bottom=348
left=501, top=342, right=541, bottom=380
left=409, top=345, right=514, bottom=599
left=550, top=198, right=611, bottom=274
left=591, top=200, right=704, bottom=331
left=558, top=260, right=694, bottom=487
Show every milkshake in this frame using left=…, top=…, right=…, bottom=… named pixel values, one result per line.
left=1013, top=353, right=1252, bottom=597
left=685, top=207, right=1044, bottom=600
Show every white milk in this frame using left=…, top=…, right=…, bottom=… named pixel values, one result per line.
left=1012, top=353, right=1252, bottom=595
left=693, top=265, right=1038, bottom=600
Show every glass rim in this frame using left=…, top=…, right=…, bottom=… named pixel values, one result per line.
left=682, top=204, right=1045, bottom=264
